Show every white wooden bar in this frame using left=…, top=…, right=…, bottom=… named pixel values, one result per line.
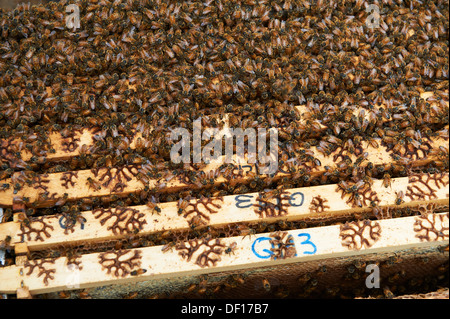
left=0, top=173, right=447, bottom=252
left=0, top=212, right=447, bottom=295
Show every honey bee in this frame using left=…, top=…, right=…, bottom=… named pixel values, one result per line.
left=387, top=270, right=407, bottom=284
left=130, top=269, right=147, bottom=276
left=124, top=292, right=139, bottom=299
left=326, top=287, right=340, bottom=298
left=382, top=173, right=392, bottom=188
left=224, top=242, right=237, bottom=255
left=86, top=177, right=101, bottom=191
left=316, top=265, right=327, bottom=276
left=394, top=191, right=405, bottom=206
left=0, top=235, right=11, bottom=250
left=261, top=278, right=271, bottom=292
left=146, top=200, right=161, bottom=215
left=383, top=255, right=402, bottom=268
left=236, top=224, right=256, bottom=239
left=353, top=260, right=367, bottom=271
left=383, top=287, right=395, bottom=299
left=185, top=283, right=198, bottom=293
left=58, top=291, right=71, bottom=299
left=189, top=215, right=205, bottom=229
left=161, top=241, right=176, bottom=253
left=177, top=197, right=190, bottom=215
left=79, top=290, right=91, bottom=299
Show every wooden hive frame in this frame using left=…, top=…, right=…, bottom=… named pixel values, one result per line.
left=0, top=212, right=448, bottom=296
left=0, top=92, right=449, bottom=298
left=0, top=0, right=448, bottom=300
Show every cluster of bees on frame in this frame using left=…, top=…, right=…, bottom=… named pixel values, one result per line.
left=0, top=0, right=449, bottom=298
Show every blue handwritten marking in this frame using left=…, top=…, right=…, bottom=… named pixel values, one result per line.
left=59, top=216, right=73, bottom=229
left=251, top=233, right=318, bottom=259
left=59, top=215, right=84, bottom=230
left=235, top=194, right=254, bottom=208
left=297, top=233, right=317, bottom=255
left=239, top=165, right=253, bottom=172
left=288, top=192, right=304, bottom=207
left=256, top=195, right=281, bottom=210
left=251, top=237, right=274, bottom=259
left=235, top=192, right=305, bottom=210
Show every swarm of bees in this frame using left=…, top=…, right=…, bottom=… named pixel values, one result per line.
left=0, top=0, right=448, bottom=298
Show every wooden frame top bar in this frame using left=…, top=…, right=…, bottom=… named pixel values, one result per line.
left=1, top=91, right=446, bottom=166
left=0, top=135, right=447, bottom=208
left=0, top=212, right=447, bottom=295
left=0, top=172, right=448, bottom=252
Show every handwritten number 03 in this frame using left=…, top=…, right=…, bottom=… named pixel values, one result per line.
left=297, top=233, right=317, bottom=255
